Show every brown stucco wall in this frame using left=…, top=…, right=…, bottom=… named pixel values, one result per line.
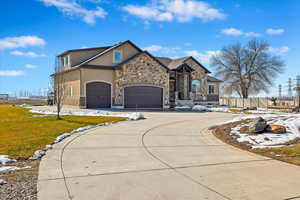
left=80, top=68, right=115, bottom=107
left=114, top=52, right=169, bottom=106
left=59, top=69, right=81, bottom=106
left=88, top=42, right=140, bottom=66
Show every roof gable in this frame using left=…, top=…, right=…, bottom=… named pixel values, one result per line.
left=119, top=51, right=169, bottom=71
left=184, top=57, right=211, bottom=73
left=74, top=40, right=143, bottom=68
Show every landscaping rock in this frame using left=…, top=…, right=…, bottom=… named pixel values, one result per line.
left=248, top=117, right=267, bottom=133
left=0, top=179, right=7, bottom=185
left=266, top=124, right=287, bottom=134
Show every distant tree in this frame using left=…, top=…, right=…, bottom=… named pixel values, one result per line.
left=270, top=97, right=277, bottom=106
left=211, top=39, right=284, bottom=98
left=53, top=57, right=65, bottom=120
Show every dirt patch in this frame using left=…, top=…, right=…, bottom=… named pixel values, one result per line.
left=0, top=160, right=39, bottom=200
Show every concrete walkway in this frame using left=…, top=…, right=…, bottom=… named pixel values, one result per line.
left=38, top=112, right=300, bottom=200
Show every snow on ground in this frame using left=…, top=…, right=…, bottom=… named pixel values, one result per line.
left=29, top=109, right=144, bottom=120
left=229, top=114, right=300, bottom=148
left=0, top=166, right=31, bottom=173
left=192, top=105, right=211, bottom=112
left=0, top=155, right=16, bottom=165
left=55, top=133, right=71, bottom=143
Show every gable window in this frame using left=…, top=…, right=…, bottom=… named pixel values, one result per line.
left=113, top=50, right=122, bottom=63
left=208, top=85, right=215, bottom=94
left=192, top=80, right=201, bottom=92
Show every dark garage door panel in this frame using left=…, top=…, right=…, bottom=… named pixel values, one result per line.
left=86, top=82, right=111, bottom=108
left=124, top=86, right=163, bottom=108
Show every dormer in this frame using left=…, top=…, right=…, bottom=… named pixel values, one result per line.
left=60, top=54, right=71, bottom=70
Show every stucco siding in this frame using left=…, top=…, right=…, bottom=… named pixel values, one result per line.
left=60, top=69, right=81, bottom=106
left=87, top=42, right=140, bottom=66
left=80, top=68, right=115, bottom=106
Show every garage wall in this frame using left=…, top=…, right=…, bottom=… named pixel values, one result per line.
left=56, top=69, right=81, bottom=106
left=80, top=68, right=115, bottom=107
left=114, top=52, right=169, bottom=106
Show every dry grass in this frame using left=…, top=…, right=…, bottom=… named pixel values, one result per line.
left=211, top=121, right=300, bottom=167
left=267, top=105, right=297, bottom=109
left=228, top=108, right=251, bottom=114
left=0, top=99, right=47, bottom=106
left=0, top=105, right=126, bottom=159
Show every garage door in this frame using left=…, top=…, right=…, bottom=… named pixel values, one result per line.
left=124, top=86, right=163, bottom=109
left=86, top=82, right=111, bottom=108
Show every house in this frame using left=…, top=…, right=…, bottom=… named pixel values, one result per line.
left=53, top=40, right=221, bottom=109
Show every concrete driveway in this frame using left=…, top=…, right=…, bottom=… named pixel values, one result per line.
left=38, top=112, right=300, bottom=200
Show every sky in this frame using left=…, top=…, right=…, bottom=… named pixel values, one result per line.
left=0, top=0, right=299, bottom=97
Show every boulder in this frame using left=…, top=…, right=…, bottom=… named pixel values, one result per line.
left=248, top=117, right=267, bottom=133
left=266, top=124, right=287, bottom=134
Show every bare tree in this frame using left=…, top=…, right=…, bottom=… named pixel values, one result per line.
left=211, top=39, right=284, bottom=98
left=53, top=57, right=65, bottom=120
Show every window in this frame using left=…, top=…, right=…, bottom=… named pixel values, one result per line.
left=208, top=85, right=215, bottom=94
left=70, top=86, right=73, bottom=97
left=64, top=56, right=67, bottom=66
left=192, top=80, right=201, bottom=92
left=113, top=50, right=122, bottom=63
left=67, top=55, right=70, bottom=66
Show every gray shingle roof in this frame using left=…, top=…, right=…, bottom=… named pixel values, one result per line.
left=207, top=75, right=222, bottom=82
left=58, top=46, right=111, bottom=57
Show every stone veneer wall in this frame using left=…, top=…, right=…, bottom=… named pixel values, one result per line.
left=185, top=58, right=208, bottom=101
left=114, top=53, right=169, bottom=106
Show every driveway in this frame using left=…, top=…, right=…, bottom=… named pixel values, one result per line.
left=38, top=112, right=300, bottom=200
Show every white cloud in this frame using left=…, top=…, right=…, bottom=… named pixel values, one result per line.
left=143, top=45, right=181, bottom=54
left=221, top=28, right=260, bottom=37
left=185, top=50, right=220, bottom=64
left=0, top=36, right=45, bottom=50
left=268, top=46, right=290, bottom=55
left=10, top=50, right=46, bottom=57
left=24, top=64, right=37, bottom=69
left=123, top=0, right=225, bottom=23
left=143, top=45, right=163, bottom=52
left=39, top=0, right=106, bottom=25
left=0, top=70, right=25, bottom=77
left=221, top=28, right=243, bottom=36
left=266, top=28, right=285, bottom=35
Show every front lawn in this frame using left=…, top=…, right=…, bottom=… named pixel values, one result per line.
left=0, top=105, right=126, bottom=159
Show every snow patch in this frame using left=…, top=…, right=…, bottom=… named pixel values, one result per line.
left=0, top=155, right=16, bottom=165
left=192, top=105, right=210, bottom=112
left=0, top=179, right=7, bottom=185
left=0, top=166, right=31, bottom=173
left=175, top=105, right=191, bottom=110
left=228, top=114, right=300, bottom=148
left=29, top=150, right=46, bottom=160
left=55, top=133, right=71, bottom=143
left=29, top=109, right=144, bottom=120
left=127, top=112, right=144, bottom=120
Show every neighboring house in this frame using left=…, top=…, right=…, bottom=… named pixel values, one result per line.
left=53, top=40, right=221, bottom=109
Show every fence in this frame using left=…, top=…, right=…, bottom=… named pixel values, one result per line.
left=219, top=96, right=299, bottom=108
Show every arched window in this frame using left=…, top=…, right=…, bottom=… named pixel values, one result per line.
left=192, top=80, right=201, bottom=92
